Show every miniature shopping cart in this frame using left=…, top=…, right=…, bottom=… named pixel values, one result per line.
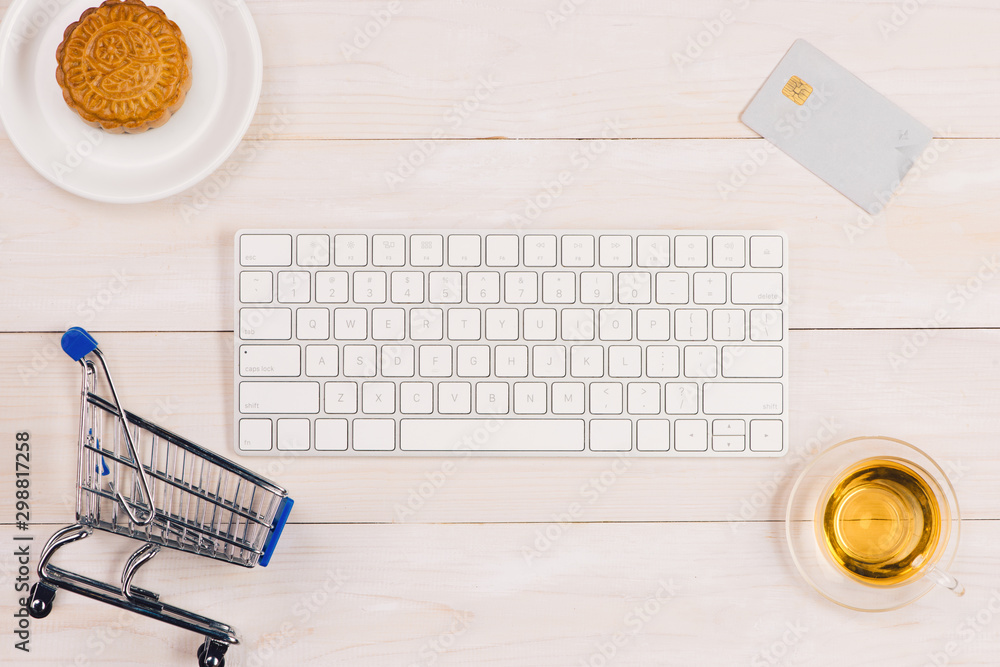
left=28, top=328, right=294, bottom=667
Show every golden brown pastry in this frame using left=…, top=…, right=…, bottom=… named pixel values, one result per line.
left=56, top=0, right=192, bottom=134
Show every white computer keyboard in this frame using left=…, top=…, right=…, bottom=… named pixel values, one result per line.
left=234, top=230, right=787, bottom=457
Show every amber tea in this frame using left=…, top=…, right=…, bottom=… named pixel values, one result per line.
left=819, top=457, right=947, bottom=586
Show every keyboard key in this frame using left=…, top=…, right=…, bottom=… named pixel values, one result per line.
left=476, top=382, right=509, bottom=414
left=684, top=346, right=717, bottom=378
left=240, top=234, right=291, bottom=266
left=590, top=419, right=631, bottom=451
left=581, top=272, right=614, bottom=304
left=523, top=309, right=557, bottom=341
left=277, top=271, right=310, bottom=303
left=411, top=235, right=444, bottom=266
left=608, top=345, right=642, bottom=378
left=731, top=273, right=782, bottom=305
left=438, top=382, right=472, bottom=414
left=513, top=382, right=547, bottom=414
left=240, top=345, right=300, bottom=377
left=400, top=419, right=585, bottom=451
left=590, top=382, right=623, bottom=414
left=713, top=419, right=745, bottom=436
left=467, top=272, right=501, bottom=304
left=353, top=419, right=395, bottom=451
left=750, top=309, right=783, bottom=341
left=448, top=235, right=481, bottom=267
left=599, top=236, right=632, bottom=267
left=410, top=308, right=444, bottom=340
left=354, top=271, right=387, bottom=303
left=693, top=272, right=726, bottom=305
left=495, top=345, right=529, bottom=378
left=372, top=308, right=406, bottom=341
left=674, top=419, right=708, bottom=451
left=485, top=309, right=519, bottom=340
left=316, top=271, right=349, bottom=303
left=703, top=382, right=782, bottom=415
left=562, top=235, right=595, bottom=267
left=618, top=272, right=651, bottom=304
left=457, top=345, right=490, bottom=377
left=362, top=382, right=396, bottom=413
left=334, top=235, right=367, bottom=266
left=239, top=419, right=272, bottom=451
left=239, top=381, right=319, bottom=414
left=750, top=419, right=783, bottom=452
left=532, top=345, right=566, bottom=377
left=570, top=345, right=604, bottom=377
left=542, top=272, right=575, bottom=304
left=239, top=308, right=292, bottom=340
left=551, top=382, right=585, bottom=414
left=429, top=272, right=463, bottom=303
left=240, top=271, right=272, bottom=303
left=712, top=309, right=745, bottom=341
left=627, top=382, right=660, bottom=414
left=712, top=236, right=745, bottom=268
left=665, top=382, right=698, bottom=414
left=334, top=308, right=367, bottom=340
left=381, top=345, right=415, bottom=377
left=305, top=345, right=338, bottom=376
left=315, top=419, right=348, bottom=450
left=296, top=308, right=330, bottom=340
left=599, top=309, right=632, bottom=341
left=674, top=235, right=708, bottom=268
left=400, top=382, right=434, bottom=414
left=636, top=419, right=670, bottom=451
left=297, top=234, right=330, bottom=267
left=504, top=272, right=538, bottom=303
left=636, top=236, right=670, bottom=267
left=674, top=309, right=708, bottom=341
left=448, top=309, right=482, bottom=340
left=486, top=235, right=519, bottom=266
left=750, top=236, right=783, bottom=268
left=655, top=272, right=689, bottom=304
left=277, top=418, right=310, bottom=451
left=713, top=435, right=745, bottom=452
left=646, top=346, right=680, bottom=378
left=342, top=345, right=377, bottom=377
left=562, top=309, right=595, bottom=341
left=523, top=235, right=557, bottom=267
left=324, top=382, right=357, bottom=413
left=419, top=345, right=452, bottom=377
left=636, top=309, right=670, bottom=341
left=390, top=272, right=423, bottom=303
left=721, top=346, right=783, bottom=378
left=372, top=234, right=406, bottom=266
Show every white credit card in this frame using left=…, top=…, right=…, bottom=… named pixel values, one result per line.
left=740, top=39, right=932, bottom=214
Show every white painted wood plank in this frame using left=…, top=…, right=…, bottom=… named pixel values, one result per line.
left=2, top=1, right=997, bottom=139
left=2, top=137, right=998, bottom=331
left=3, top=330, right=998, bottom=524
left=2, top=521, right=997, bottom=666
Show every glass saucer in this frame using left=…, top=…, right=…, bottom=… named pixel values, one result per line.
left=785, top=436, right=961, bottom=612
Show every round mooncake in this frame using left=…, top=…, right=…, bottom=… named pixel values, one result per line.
left=56, top=0, right=192, bottom=133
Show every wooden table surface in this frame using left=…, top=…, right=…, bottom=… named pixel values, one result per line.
left=3, top=1, right=1000, bottom=665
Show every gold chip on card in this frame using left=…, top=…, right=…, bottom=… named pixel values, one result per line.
left=782, top=76, right=813, bottom=105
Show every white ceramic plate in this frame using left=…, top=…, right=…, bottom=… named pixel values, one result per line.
left=0, top=0, right=262, bottom=203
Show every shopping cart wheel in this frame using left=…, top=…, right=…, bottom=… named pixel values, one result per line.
left=28, top=583, right=57, bottom=619
left=197, top=639, right=228, bottom=667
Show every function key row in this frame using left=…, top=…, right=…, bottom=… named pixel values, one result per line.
left=239, top=233, right=784, bottom=270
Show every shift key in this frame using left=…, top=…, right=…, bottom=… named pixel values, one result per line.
left=703, top=382, right=782, bottom=414
left=240, top=382, right=320, bottom=413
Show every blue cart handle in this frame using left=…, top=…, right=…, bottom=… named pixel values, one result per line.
left=62, top=327, right=100, bottom=361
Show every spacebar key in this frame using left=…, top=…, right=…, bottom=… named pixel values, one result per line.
left=400, top=419, right=585, bottom=452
